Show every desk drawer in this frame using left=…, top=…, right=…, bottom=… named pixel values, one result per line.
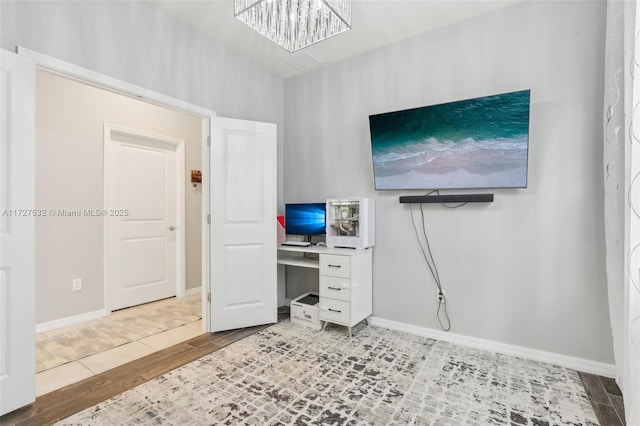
left=320, top=276, right=351, bottom=302
left=320, top=254, right=350, bottom=278
left=320, top=297, right=350, bottom=325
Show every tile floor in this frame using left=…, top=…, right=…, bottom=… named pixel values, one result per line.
left=35, top=293, right=204, bottom=397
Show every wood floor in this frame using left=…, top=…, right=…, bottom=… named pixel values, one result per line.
left=1, top=309, right=627, bottom=426
left=0, top=308, right=290, bottom=426
left=579, top=372, right=626, bottom=426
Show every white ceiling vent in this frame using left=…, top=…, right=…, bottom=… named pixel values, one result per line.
left=283, top=51, right=320, bottom=70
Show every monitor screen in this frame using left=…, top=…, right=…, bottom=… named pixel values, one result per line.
left=285, top=203, right=326, bottom=236
left=369, top=89, right=530, bottom=190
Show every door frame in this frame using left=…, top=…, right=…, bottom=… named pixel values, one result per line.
left=17, top=47, right=215, bottom=332
left=104, top=123, right=186, bottom=309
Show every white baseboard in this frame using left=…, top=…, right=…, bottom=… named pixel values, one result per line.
left=36, top=309, right=109, bottom=334
left=368, top=316, right=617, bottom=378
left=184, top=287, right=202, bottom=297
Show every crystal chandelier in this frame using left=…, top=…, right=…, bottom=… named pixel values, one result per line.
left=234, top=0, right=352, bottom=53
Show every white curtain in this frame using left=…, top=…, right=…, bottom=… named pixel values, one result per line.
left=603, top=1, right=640, bottom=425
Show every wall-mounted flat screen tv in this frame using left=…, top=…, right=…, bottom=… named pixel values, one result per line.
left=368, top=89, right=530, bottom=190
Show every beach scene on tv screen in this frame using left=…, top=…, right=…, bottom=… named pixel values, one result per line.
left=369, top=90, right=530, bottom=190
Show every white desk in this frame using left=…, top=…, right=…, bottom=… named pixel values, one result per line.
left=277, top=244, right=373, bottom=336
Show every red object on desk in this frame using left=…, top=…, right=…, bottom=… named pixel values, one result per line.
left=277, top=216, right=285, bottom=243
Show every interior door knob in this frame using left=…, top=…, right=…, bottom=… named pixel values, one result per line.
left=168, top=226, right=176, bottom=231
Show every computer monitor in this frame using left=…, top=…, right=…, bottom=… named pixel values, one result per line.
left=285, top=203, right=326, bottom=236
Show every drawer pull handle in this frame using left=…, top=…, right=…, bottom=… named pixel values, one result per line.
left=328, top=286, right=342, bottom=291
left=329, top=308, right=342, bottom=313
left=328, top=264, right=341, bottom=268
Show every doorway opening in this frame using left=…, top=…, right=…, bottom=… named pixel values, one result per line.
left=32, top=62, right=211, bottom=395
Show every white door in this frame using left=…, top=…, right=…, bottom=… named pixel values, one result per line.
left=0, top=50, right=36, bottom=415
left=105, top=124, right=185, bottom=311
left=210, top=117, right=276, bottom=332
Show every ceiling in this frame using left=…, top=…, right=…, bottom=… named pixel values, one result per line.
left=150, top=0, right=521, bottom=79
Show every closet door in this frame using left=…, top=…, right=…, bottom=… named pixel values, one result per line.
left=0, top=49, right=36, bottom=416
left=209, top=117, right=276, bottom=332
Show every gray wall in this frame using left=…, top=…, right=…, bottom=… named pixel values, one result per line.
left=2, top=0, right=614, bottom=364
left=284, top=1, right=614, bottom=363
left=1, top=0, right=284, bottom=323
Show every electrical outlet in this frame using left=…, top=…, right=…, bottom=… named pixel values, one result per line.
left=72, top=278, right=82, bottom=292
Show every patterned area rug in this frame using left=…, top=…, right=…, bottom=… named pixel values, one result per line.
left=59, top=321, right=598, bottom=425
left=37, top=295, right=201, bottom=372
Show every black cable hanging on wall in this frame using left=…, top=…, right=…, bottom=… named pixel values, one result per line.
left=409, top=197, right=452, bottom=331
